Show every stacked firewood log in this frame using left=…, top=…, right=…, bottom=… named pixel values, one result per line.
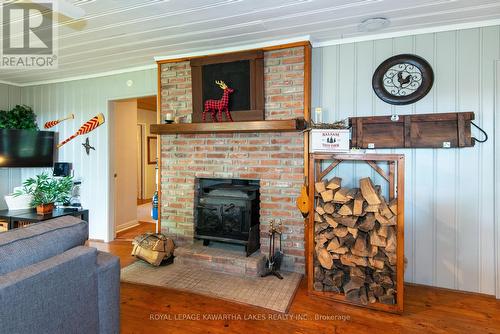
left=313, top=176, right=398, bottom=305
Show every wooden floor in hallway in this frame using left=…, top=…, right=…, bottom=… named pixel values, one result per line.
left=115, top=222, right=156, bottom=240
left=88, top=240, right=500, bottom=334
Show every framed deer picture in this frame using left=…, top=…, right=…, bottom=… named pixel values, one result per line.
left=190, top=50, right=264, bottom=123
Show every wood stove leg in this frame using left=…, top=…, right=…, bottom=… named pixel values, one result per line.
left=203, top=239, right=210, bottom=246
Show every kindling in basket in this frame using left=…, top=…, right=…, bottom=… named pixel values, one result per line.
left=131, top=233, right=175, bottom=266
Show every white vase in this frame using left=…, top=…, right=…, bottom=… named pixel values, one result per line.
left=4, top=194, right=33, bottom=210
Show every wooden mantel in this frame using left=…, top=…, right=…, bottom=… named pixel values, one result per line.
left=150, top=118, right=306, bottom=135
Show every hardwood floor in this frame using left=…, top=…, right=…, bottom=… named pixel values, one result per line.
left=89, top=240, right=500, bottom=334
left=115, top=222, right=156, bottom=240
left=137, top=198, right=152, bottom=205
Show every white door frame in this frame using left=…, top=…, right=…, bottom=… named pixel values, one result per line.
left=494, top=60, right=500, bottom=299
left=107, top=94, right=156, bottom=242
left=137, top=123, right=146, bottom=200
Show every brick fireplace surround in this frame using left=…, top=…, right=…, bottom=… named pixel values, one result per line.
left=159, top=46, right=306, bottom=273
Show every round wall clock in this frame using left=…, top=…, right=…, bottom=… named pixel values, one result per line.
left=372, top=54, right=434, bottom=105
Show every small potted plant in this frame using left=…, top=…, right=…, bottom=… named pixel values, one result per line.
left=14, top=173, right=73, bottom=215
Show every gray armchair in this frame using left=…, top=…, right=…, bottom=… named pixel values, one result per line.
left=0, top=216, right=120, bottom=334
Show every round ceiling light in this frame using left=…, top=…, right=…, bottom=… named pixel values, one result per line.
left=358, top=17, right=390, bottom=32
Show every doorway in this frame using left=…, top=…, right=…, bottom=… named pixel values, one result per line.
left=111, top=96, right=158, bottom=240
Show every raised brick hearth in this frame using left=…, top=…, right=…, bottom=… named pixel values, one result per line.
left=159, top=47, right=306, bottom=273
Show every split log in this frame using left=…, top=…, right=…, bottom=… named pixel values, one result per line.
left=345, top=290, right=361, bottom=303
left=315, top=233, right=328, bottom=247
left=326, top=237, right=340, bottom=252
left=378, top=294, right=396, bottom=305
left=378, top=225, right=389, bottom=238
left=359, top=178, right=381, bottom=205
left=323, top=214, right=338, bottom=228
left=350, top=266, right=366, bottom=280
left=385, top=226, right=397, bottom=253
left=326, top=177, right=342, bottom=190
left=343, top=276, right=365, bottom=293
left=315, top=181, right=326, bottom=194
left=369, top=230, right=386, bottom=247
left=384, top=250, right=397, bottom=266
left=388, top=198, right=398, bottom=216
left=347, top=227, right=358, bottom=238
left=379, top=196, right=394, bottom=219
left=338, top=202, right=354, bottom=216
left=323, top=229, right=335, bottom=240
left=365, top=204, right=380, bottom=213
left=353, top=192, right=365, bottom=216
left=322, top=275, right=337, bottom=286
left=314, top=266, right=325, bottom=282
left=340, top=254, right=368, bottom=267
left=320, top=190, right=334, bottom=202
left=331, top=271, right=344, bottom=287
left=315, top=222, right=328, bottom=234
left=315, top=205, right=325, bottom=215
left=368, top=245, right=378, bottom=258
left=324, top=286, right=341, bottom=293
left=369, top=258, right=385, bottom=270
left=375, top=212, right=396, bottom=226
left=358, top=213, right=376, bottom=232
left=323, top=203, right=335, bottom=214
left=374, top=272, right=393, bottom=289
left=313, top=282, right=324, bottom=291
left=335, top=215, right=358, bottom=228
left=317, top=247, right=334, bottom=269
left=333, top=188, right=351, bottom=204
left=351, top=234, right=369, bottom=257
left=314, top=212, right=323, bottom=223
left=370, top=283, right=385, bottom=297
left=367, top=290, right=377, bottom=304
left=339, top=234, right=356, bottom=249
left=360, top=286, right=368, bottom=305
left=333, top=226, right=349, bottom=238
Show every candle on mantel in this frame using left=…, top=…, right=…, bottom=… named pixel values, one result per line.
left=314, top=107, right=323, bottom=123
left=165, top=113, right=173, bottom=121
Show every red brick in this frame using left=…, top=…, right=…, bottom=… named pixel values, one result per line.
left=282, top=56, right=304, bottom=65
left=266, top=49, right=293, bottom=58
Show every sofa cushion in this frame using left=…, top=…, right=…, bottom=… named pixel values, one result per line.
left=96, top=251, right=121, bottom=334
left=0, top=216, right=88, bottom=275
left=0, top=246, right=99, bottom=334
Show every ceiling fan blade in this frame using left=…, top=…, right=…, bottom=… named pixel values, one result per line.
left=31, top=0, right=86, bottom=19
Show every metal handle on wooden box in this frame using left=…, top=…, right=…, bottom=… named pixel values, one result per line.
left=471, top=121, right=488, bottom=143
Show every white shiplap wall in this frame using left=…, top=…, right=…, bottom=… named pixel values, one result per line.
left=3, top=69, right=157, bottom=241
left=312, top=26, right=500, bottom=295
left=0, top=83, right=23, bottom=210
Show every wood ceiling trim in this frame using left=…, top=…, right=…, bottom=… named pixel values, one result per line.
left=155, top=41, right=311, bottom=65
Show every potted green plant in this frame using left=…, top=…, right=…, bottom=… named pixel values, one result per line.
left=0, top=105, right=38, bottom=130
left=14, top=173, right=73, bottom=215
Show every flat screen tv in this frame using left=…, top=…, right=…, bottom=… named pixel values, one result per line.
left=0, top=129, right=56, bottom=167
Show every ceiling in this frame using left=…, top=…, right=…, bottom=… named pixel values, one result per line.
left=1, top=0, right=499, bottom=85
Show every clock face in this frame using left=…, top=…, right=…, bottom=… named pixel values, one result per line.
left=372, top=54, right=434, bottom=105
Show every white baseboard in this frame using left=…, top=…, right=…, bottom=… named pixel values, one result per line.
left=116, top=220, right=139, bottom=233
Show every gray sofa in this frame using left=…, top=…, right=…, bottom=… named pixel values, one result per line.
left=0, top=216, right=120, bottom=334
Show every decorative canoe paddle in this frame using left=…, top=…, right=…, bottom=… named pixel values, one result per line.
left=57, top=113, right=105, bottom=148
left=44, top=113, right=75, bottom=129
left=296, top=183, right=310, bottom=218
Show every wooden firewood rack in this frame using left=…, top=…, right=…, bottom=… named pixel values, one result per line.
left=307, top=153, right=405, bottom=314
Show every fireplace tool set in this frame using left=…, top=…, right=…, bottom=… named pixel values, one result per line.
left=261, top=219, right=284, bottom=279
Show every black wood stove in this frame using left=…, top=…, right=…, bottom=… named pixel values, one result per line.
left=194, top=178, right=260, bottom=256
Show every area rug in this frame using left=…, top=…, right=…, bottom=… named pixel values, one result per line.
left=121, top=261, right=302, bottom=313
